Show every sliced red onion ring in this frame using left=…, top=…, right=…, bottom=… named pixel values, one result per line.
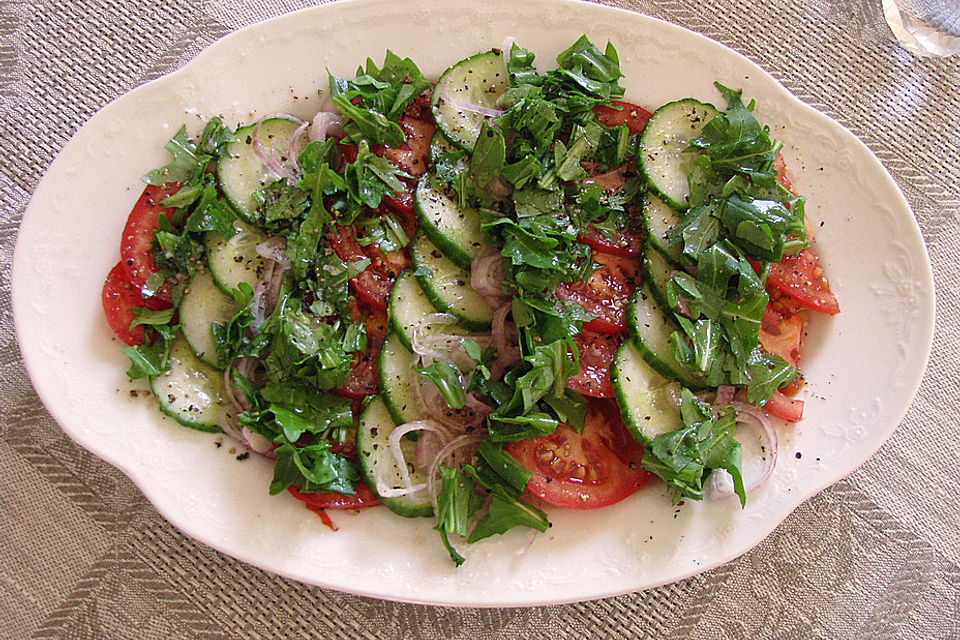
left=412, top=331, right=491, bottom=372
left=427, top=432, right=486, bottom=512
left=288, top=121, right=310, bottom=173
left=708, top=401, right=778, bottom=499
left=309, top=111, right=343, bottom=142
left=255, top=236, right=290, bottom=269
left=470, top=252, right=509, bottom=299
left=251, top=113, right=305, bottom=184
left=241, top=427, right=276, bottom=458
left=380, top=420, right=448, bottom=498
left=441, top=86, right=506, bottom=118
left=490, top=302, right=521, bottom=378
left=463, top=393, right=494, bottom=417
left=412, top=375, right=488, bottom=433
left=223, top=364, right=251, bottom=414
left=217, top=412, right=244, bottom=443
left=715, top=385, right=736, bottom=406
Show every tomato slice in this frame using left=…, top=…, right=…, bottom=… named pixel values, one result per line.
left=763, top=390, right=804, bottom=422
left=328, top=225, right=409, bottom=310
left=577, top=226, right=642, bottom=257
left=380, top=110, right=435, bottom=176
left=556, top=252, right=640, bottom=335
left=773, top=152, right=795, bottom=195
left=506, top=399, right=652, bottom=509
left=288, top=483, right=380, bottom=510
left=102, top=262, right=165, bottom=345
left=340, top=96, right=435, bottom=175
left=592, top=100, right=653, bottom=135
left=758, top=313, right=803, bottom=369
left=767, top=248, right=840, bottom=315
left=334, top=304, right=387, bottom=400
left=567, top=330, right=619, bottom=398
left=120, top=183, right=181, bottom=304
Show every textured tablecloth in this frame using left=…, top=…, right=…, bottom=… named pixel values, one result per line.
left=2, top=0, right=958, bottom=637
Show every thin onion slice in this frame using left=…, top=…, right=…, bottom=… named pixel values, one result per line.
left=427, top=432, right=486, bottom=512
left=255, top=236, right=290, bottom=269
left=384, top=420, right=448, bottom=498
left=708, top=401, right=778, bottom=499
left=309, top=111, right=343, bottom=142
left=470, top=251, right=509, bottom=299
left=441, top=85, right=506, bottom=118
left=251, top=113, right=305, bottom=184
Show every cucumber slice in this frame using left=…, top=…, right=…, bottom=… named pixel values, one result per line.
left=179, top=269, right=235, bottom=369
left=429, top=130, right=468, bottom=172
left=638, top=99, right=719, bottom=210
left=642, top=243, right=676, bottom=313
left=356, top=396, right=433, bottom=518
left=387, top=270, right=468, bottom=351
left=217, top=117, right=307, bottom=224
left=627, top=285, right=706, bottom=389
left=414, top=175, right=485, bottom=270
left=377, top=332, right=426, bottom=425
left=204, top=219, right=270, bottom=295
left=410, top=232, right=494, bottom=331
left=611, top=340, right=683, bottom=446
left=431, top=50, right=509, bottom=151
left=149, top=334, right=230, bottom=432
left=642, top=193, right=689, bottom=266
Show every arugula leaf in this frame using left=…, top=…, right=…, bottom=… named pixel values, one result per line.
left=417, top=362, right=466, bottom=410
left=329, top=50, right=431, bottom=147
left=143, top=118, right=232, bottom=187
left=269, top=442, right=358, bottom=496
left=434, top=465, right=483, bottom=566
left=467, top=490, right=549, bottom=543
left=641, top=389, right=745, bottom=506
left=342, top=141, right=410, bottom=210
left=121, top=323, right=177, bottom=379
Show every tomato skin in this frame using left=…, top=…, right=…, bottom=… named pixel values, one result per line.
left=102, top=261, right=166, bottom=345
left=506, top=399, right=652, bottom=510
left=567, top=330, right=619, bottom=398
left=767, top=248, right=840, bottom=315
left=759, top=313, right=803, bottom=369
left=333, top=304, right=387, bottom=400
left=577, top=226, right=642, bottom=257
left=763, top=390, right=804, bottom=422
left=328, top=225, right=409, bottom=311
left=120, top=183, right=181, bottom=304
left=773, top=153, right=795, bottom=195
left=288, top=483, right=380, bottom=510
left=380, top=111, right=435, bottom=176
left=556, top=252, right=640, bottom=335
left=592, top=100, right=653, bottom=135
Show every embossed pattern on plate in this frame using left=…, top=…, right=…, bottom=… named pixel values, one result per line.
left=11, top=0, right=935, bottom=606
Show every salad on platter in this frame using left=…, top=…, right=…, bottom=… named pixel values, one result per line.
left=101, top=35, right=839, bottom=565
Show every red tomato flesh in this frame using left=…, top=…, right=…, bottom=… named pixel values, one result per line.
left=334, top=304, right=387, bottom=400
left=556, top=252, right=640, bottom=335
left=577, top=226, right=642, bottom=257
left=763, top=390, right=804, bottom=422
left=328, top=225, right=410, bottom=311
left=767, top=248, right=840, bottom=315
left=102, top=262, right=165, bottom=345
left=773, top=153, right=795, bottom=195
left=506, top=399, right=652, bottom=509
left=288, top=483, right=380, bottom=511
left=567, top=330, right=620, bottom=398
left=120, top=183, right=181, bottom=304
left=592, top=100, right=653, bottom=135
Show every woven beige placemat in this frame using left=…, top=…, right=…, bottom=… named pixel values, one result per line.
left=2, top=0, right=958, bottom=637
